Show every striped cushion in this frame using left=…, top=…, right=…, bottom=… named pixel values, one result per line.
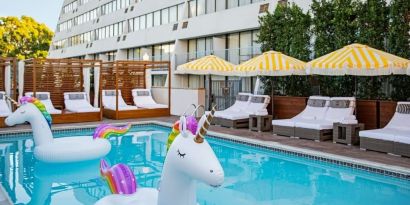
left=307, top=99, right=326, bottom=107
left=68, top=94, right=85, bottom=100
left=236, top=95, right=249, bottom=102
left=250, top=96, right=266, bottom=103
left=396, top=104, right=410, bottom=114
left=37, top=94, right=49, bottom=100
left=137, top=91, right=150, bottom=96
left=105, top=91, right=116, bottom=96
left=330, top=100, right=350, bottom=108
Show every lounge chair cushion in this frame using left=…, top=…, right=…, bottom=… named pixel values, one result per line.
left=25, top=92, right=62, bottom=115
left=132, top=89, right=168, bottom=109
left=215, top=111, right=250, bottom=120
left=360, top=128, right=410, bottom=144
left=272, top=119, right=295, bottom=127
left=64, top=92, right=99, bottom=113
left=295, top=119, right=334, bottom=130
left=0, top=97, right=11, bottom=117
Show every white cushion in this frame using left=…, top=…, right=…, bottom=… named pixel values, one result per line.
left=64, top=92, right=98, bottom=113
left=25, top=92, right=61, bottom=115
left=272, top=119, right=295, bottom=127
left=132, top=89, right=168, bottom=109
left=295, top=119, right=334, bottom=130
left=102, top=90, right=131, bottom=108
left=216, top=112, right=250, bottom=120
left=0, top=92, right=11, bottom=116
left=386, top=113, right=410, bottom=131
left=360, top=128, right=410, bottom=144
left=104, top=104, right=138, bottom=111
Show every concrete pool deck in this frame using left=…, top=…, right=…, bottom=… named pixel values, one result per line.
left=1, top=115, right=409, bottom=170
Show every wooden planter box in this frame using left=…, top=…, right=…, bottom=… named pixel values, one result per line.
left=103, top=108, right=170, bottom=120
left=0, top=117, right=6, bottom=128
left=356, top=100, right=377, bottom=130
left=272, top=96, right=308, bottom=119
left=379, top=101, right=397, bottom=128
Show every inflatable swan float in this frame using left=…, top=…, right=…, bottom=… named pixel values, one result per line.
left=96, top=107, right=224, bottom=205
left=5, top=96, right=130, bottom=163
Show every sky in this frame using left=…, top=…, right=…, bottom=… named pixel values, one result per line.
left=0, top=0, right=65, bottom=31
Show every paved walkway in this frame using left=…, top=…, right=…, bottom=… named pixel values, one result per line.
left=1, top=116, right=410, bottom=169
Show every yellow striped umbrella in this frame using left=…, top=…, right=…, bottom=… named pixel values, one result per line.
left=175, top=55, right=237, bottom=76
left=306, top=43, right=410, bottom=76
left=235, top=51, right=307, bottom=76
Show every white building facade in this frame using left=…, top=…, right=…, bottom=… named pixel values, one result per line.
left=49, top=0, right=309, bottom=114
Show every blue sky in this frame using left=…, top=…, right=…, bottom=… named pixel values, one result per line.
left=0, top=0, right=64, bottom=31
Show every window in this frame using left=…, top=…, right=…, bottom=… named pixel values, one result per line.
left=140, top=15, right=146, bottom=29
left=169, top=6, right=177, bottom=23
left=227, top=0, right=238, bottom=9
left=197, top=0, right=206, bottom=16
left=128, top=19, right=134, bottom=32
left=188, top=39, right=197, bottom=60
left=240, top=31, right=252, bottom=61
left=206, top=0, right=215, bottom=14
left=146, top=13, right=153, bottom=28
left=239, top=0, right=251, bottom=6
left=189, top=0, right=197, bottom=18
left=162, top=8, right=169, bottom=25
left=134, top=17, right=140, bottom=31
left=228, top=33, right=240, bottom=64
left=154, top=11, right=161, bottom=26
left=197, top=38, right=206, bottom=57
left=216, top=0, right=226, bottom=11
left=178, top=4, right=184, bottom=21
left=154, top=45, right=162, bottom=61
left=162, top=44, right=170, bottom=60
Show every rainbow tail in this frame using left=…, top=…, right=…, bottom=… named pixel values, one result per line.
left=100, top=159, right=137, bottom=195
left=93, top=123, right=132, bottom=140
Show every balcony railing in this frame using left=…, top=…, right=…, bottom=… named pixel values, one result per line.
left=175, top=46, right=262, bottom=67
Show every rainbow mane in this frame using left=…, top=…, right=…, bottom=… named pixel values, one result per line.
left=20, top=96, right=52, bottom=128
left=93, top=123, right=131, bottom=139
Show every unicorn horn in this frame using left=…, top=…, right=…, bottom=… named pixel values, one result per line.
left=194, top=105, right=216, bottom=144
left=5, top=95, right=20, bottom=107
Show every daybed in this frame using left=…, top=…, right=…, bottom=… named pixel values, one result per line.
left=25, top=92, right=62, bottom=114
left=294, top=97, right=357, bottom=141
left=360, top=102, right=410, bottom=157
left=272, top=96, right=330, bottom=137
left=132, top=89, right=168, bottom=109
left=213, top=94, right=270, bottom=128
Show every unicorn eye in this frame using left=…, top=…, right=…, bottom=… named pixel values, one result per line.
left=177, top=149, right=186, bottom=158
left=20, top=111, right=26, bottom=114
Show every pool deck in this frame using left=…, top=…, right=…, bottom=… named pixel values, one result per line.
left=1, top=116, right=410, bottom=171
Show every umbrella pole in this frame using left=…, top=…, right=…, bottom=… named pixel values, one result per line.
left=271, top=77, right=274, bottom=118
left=209, top=75, right=212, bottom=110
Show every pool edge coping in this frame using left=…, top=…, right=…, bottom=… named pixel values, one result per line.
left=0, top=120, right=410, bottom=204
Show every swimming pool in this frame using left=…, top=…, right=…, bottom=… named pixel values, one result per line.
left=0, top=124, right=409, bottom=205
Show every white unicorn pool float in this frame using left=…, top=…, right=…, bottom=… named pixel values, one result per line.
left=4, top=96, right=130, bottom=163
left=95, top=106, right=224, bottom=205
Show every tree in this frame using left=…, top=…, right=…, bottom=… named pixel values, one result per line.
left=0, top=16, right=53, bottom=60
left=387, top=0, right=410, bottom=101
left=257, top=3, right=311, bottom=96
left=311, top=0, right=359, bottom=97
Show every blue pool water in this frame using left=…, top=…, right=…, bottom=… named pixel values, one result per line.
left=0, top=125, right=409, bottom=205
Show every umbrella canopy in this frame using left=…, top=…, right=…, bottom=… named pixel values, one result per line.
left=235, top=51, right=307, bottom=76
left=306, top=43, right=410, bottom=76
left=175, top=55, right=237, bottom=76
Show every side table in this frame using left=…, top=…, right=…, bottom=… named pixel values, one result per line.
left=249, top=115, right=273, bottom=132
left=333, top=123, right=365, bottom=146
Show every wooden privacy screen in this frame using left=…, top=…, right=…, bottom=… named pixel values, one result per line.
left=24, top=58, right=102, bottom=108
left=101, top=60, right=171, bottom=105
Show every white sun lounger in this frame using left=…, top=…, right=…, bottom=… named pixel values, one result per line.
left=25, top=92, right=62, bottom=114
left=360, top=102, right=410, bottom=157
left=213, top=93, right=252, bottom=117
left=294, top=97, right=357, bottom=141
left=102, top=90, right=138, bottom=111
left=64, top=92, right=100, bottom=113
left=132, top=89, right=168, bottom=109
left=272, top=96, right=331, bottom=137
left=0, top=91, right=12, bottom=117
left=213, top=95, right=271, bottom=128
